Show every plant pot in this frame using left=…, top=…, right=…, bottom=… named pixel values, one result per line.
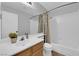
left=10, top=38, right=17, bottom=43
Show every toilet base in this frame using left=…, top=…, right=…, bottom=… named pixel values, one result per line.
left=43, top=43, right=52, bottom=56
left=43, top=50, right=52, bottom=56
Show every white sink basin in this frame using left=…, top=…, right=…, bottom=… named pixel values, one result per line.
left=14, top=39, right=30, bottom=46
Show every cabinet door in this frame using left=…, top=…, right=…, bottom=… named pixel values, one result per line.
left=2, top=11, right=18, bottom=38
left=33, top=48, right=43, bottom=56
left=32, top=42, right=43, bottom=53
left=16, top=48, right=32, bottom=56
left=32, top=41, right=43, bottom=56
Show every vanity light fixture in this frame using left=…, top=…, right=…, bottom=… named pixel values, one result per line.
left=27, top=2, right=32, bottom=5
left=21, top=2, right=33, bottom=8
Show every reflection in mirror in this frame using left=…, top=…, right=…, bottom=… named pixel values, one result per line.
left=1, top=2, right=43, bottom=40
left=2, top=2, right=18, bottom=39
left=1, top=2, right=31, bottom=39
left=30, top=15, right=44, bottom=34
left=30, top=16, right=39, bottom=34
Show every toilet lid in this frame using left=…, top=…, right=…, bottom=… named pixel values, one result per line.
left=44, top=43, right=52, bottom=48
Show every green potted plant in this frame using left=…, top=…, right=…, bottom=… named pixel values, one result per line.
left=9, top=32, right=17, bottom=43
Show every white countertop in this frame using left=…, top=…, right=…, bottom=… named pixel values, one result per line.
left=0, top=33, right=44, bottom=56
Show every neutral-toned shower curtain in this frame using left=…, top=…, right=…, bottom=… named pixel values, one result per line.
left=43, top=12, right=50, bottom=43
left=38, top=14, right=43, bottom=33
left=38, top=12, right=50, bottom=43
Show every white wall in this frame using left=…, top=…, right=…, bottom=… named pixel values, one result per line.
left=49, top=18, right=58, bottom=43
left=48, top=3, right=79, bottom=49
left=0, top=2, right=1, bottom=14
left=0, top=2, right=1, bottom=39
left=0, top=19, right=1, bottom=39
left=57, top=11, right=79, bottom=49
left=30, top=18, right=38, bottom=34
left=50, top=10, right=79, bottom=49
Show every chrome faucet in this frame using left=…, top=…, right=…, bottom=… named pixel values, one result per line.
left=20, top=32, right=29, bottom=41
left=25, top=32, right=29, bottom=39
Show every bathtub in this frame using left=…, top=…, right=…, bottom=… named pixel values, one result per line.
left=51, top=43, right=79, bottom=56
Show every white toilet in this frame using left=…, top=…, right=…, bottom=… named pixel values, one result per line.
left=43, top=43, right=52, bottom=56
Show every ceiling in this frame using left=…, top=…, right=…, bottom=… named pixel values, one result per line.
left=2, top=2, right=46, bottom=17
left=1, top=2, right=72, bottom=18
left=39, top=2, right=71, bottom=11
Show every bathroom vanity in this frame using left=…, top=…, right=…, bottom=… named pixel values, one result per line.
left=0, top=33, right=44, bottom=56
left=16, top=41, right=43, bottom=56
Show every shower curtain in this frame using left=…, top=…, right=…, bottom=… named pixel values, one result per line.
left=38, top=14, right=43, bottom=33
left=38, top=12, right=50, bottom=43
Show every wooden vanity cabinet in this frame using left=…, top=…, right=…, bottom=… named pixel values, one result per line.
left=16, top=48, right=32, bottom=56
left=32, top=48, right=43, bottom=56
left=32, top=42, right=43, bottom=56
left=16, top=41, right=44, bottom=56
left=52, top=51, right=64, bottom=56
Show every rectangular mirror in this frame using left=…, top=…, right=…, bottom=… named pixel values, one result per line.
left=2, top=2, right=18, bottom=39
left=1, top=2, right=43, bottom=40
left=1, top=2, right=32, bottom=40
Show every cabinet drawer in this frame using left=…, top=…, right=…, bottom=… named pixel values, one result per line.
left=16, top=48, right=32, bottom=56
left=32, top=41, right=44, bottom=53
left=33, top=48, right=43, bottom=56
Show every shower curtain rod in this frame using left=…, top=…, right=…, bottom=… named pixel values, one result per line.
left=30, top=2, right=78, bottom=19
